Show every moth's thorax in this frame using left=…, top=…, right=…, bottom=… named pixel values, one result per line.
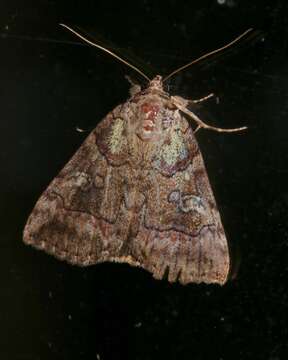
left=129, top=76, right=180, bottom=143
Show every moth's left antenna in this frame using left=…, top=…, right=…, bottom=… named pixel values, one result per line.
left=59, top=23, right=151, bottom=82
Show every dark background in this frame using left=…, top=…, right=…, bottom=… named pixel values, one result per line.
left=1, top=0, right=288, bottom=359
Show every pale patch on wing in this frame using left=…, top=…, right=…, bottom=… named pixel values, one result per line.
left=158, top=126, right=187, bottom=166
left=108, top=118, right=127, bottom=154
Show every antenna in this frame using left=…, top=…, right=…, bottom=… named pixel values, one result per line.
left=59, top=23, right=151, bottom=82
left=163, top=28, right=254, bottom=82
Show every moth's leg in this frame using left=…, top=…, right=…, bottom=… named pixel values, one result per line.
left=171, top=96, right=247, bottom=133
left=186, top=109, right=247, bottom=133
left=125, top=75, right=142, bottom=96
left=193, top=125, right=201, bottom=134
left=172, top=93, right=214, bottom=105
left=191, top=93, right=214, bottom=104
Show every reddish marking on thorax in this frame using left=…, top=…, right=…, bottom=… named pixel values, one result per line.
left=141, top=103, right=160, bottom=132
left=141, top=103, right=159, bottom=120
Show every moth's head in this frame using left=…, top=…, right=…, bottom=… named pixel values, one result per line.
left=147, top=75, right=164, bottom=92
left=128, top=75, right=165, bottom=98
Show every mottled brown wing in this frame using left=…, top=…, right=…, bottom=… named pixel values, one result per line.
left=23, top=104, right=140, bottom=267
left=129, top=163, right=230, bottom=284
left=128, top=119, right=230, bottom=285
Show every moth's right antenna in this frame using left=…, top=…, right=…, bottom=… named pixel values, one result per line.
left=163, top=28, right=254, bottom=82
left=59, top=23, right=151, bottom=82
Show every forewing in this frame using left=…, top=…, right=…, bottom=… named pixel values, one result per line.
left=23, top=104, right=137, bottom=266
left=130, top=121, right=230, bottom=285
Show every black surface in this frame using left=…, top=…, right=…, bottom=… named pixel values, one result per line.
left=1, top=1, right=288, bottom=359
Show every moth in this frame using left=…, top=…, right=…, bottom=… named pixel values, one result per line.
left=23, top=25, right=251, bottom=285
